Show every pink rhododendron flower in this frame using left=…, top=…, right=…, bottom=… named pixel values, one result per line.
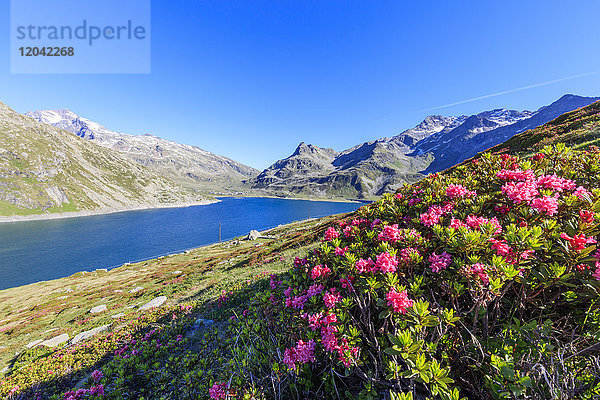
left=580, top=210, right=595, bottom=224
left=489, top=238, right=511, bottom=256
left=561, top=233, right=597, bottom=252
left=321, top=324, right=340, bottom=353
left=209, top=382, right=228, bottom=400
left=343, top=226, right=355, bottom=239
left=532, top=153, right=545, bottom=162
left=471, top=263, right=490, bottom=285
left=465, top=215, right=502, bottom=234
left=370, top=218, right=382, bottom=228
left=445, top=184, right=474, bottom=198
left=375, top=252, right=398, bottom=273
left=420, top=205, right=445, bottom=227
left=408, top=197, right=422, bottom=206
left=378, top=224, right=401, bottom=243
left=307, top=312, right=323, bottom=331
left=501, top=180, right=539, bottom=203
left=574, top=186, right=592, bottom=200
left=428, top=251, right=452, bottom=272
left=310, top=264, right=331, bottom=279
left=284, top=339, right=317, bottom=369
left=496, top=169, right=536, bottom=181
left=340, top=276, right=355, bottom=291
left=291, top=294, right=308, bottom=309
left=90, top=385, right=104, bottom=396
left=386, top=288, right=413, bottom=313
left=355, top=258, right=376, bottom=273
left=449, top=218, right=467, bottom=229
left=394, top=193, right=403, bottom=200
left=323, top=289, right=342, bottom=308
left=334, top=246, right=348, bottom=256
left=91, top=369, right=103, bottom=382
left=306, top=283, right=324, bottom=298
left=593, top=262, right=600, bottom=281
left=531, top=195, right=559, bottom=216
left=324, top=227, right=340, bottom=241
left=536, top=174, right=576, bottom=192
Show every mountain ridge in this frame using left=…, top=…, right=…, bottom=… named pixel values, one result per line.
left=252, top=94, right=599, bottom=199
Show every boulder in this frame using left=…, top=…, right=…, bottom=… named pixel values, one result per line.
left=111, top=313, right=125, bottom=318
left=129, top=286, right=144, bottom=293
left=139, top=296, right=167, bottom=311
left=71, top=324, right=111, bottom=344
left=41, top=333, right=69, bottom=347
left=246, top=230, right=261, bottom=240
left=89, top=304, right=107, bottom=314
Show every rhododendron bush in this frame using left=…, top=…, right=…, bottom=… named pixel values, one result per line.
left=217, top=145, right=600, bottom=399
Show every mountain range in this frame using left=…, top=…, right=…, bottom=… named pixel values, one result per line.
left=0, top=101, right=209, bottom=216
left=1, top=94, right=598, bottom=217
left=250, top=94, right=599, bottom=199
left=25, top=109, right=259, bottom=192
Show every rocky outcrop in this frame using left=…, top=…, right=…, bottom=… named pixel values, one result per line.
left=139, top=296, right=167, bottom=311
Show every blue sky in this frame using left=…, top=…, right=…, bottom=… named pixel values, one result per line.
left=1, top=0, right=600, bottom=169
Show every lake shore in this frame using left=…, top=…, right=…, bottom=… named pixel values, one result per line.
left=0, top=199, right=219, bottom=224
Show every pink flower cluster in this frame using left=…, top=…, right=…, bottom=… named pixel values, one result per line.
left=470, top=263, right=489, bottom=285
left=378, top=224, right=401, bottom=243
left=428, top=251, right=452, bottom=273
left=375, top=252, right=399, bottom=273
left=561, top=233, right=597, bottom=252
left=355, top=257, right=376, bottom=273
left=398, top=247, right=420, bottom=266
left=334, top=246, right=348, bottom=256
left=445, top=184, right=475, bottom=198
left=283, top=339, right=316, bottom=369
left=285, top=283, right=324, bottom=309
left=531, top=195, right=559, bottom=216
left=386, top=289, right=413, bottom=313
left=311, top=264, right=331, bottom=279
left=323, top=288, right=342, bottom=308
left=209, top=382, right=228, bottom=399
left=450, top=215, right=502, bottom=235
left=63, top=385, right=104, bottom=400
left=324, top=227, right=340, bottom=241
left=580, top=210, right=595, bottom=224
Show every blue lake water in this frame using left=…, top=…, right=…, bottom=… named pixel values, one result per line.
left=0, top=197, right=363, bottom=290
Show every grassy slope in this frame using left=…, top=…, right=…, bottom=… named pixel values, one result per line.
left=0, top=102, right=207, bottom=216
left=0, top=213, right=345, bottom=379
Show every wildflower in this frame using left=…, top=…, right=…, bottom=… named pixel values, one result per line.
left=355, top=257, right=376, bottom=273
left=561, top=233, right=596, bottom=252
left=531, top=195, right=559, bottom=216
left=580, top=210, right=595, bottom=224
left=445, top=184, right=474, bottom=198
left=386, top=289, right=413, bottom=313
left=307, top=312, right=323, bottom=331
left=91, top=369, right=103, bottom=382
left=324, top=227, right=340, bottom=241
left=449, top=218, right=467, bottom=229
left=340, top=276, right=355, bottom=290
left=295, top=339, right=316, bottom=363
left=496, top=169, right=536, bottom=181
left=574, top=186, right=592, bottom=200
left=291, top=295, right=307, bottom=309
left=501, top=180, right=539, bottom=203
left=90, top=385, right=105, bottom=396
left=321, top=324, right=340, bottom=353
left=378, top=224, right=401, bottom=243
left=593, top=262, right=600, bottom=281
left=532, top=153, right=545, bottom=162
left=370, top=218, right=382, bottom=228
left=471, top=263, right=489, bottom=285
left=465, top=215, right=502, bottom=234
left=306, top=283, right=324, bottom=298
left=399, top=247, right=420, bottom=266
left=428, top=251, right=452, bottom=272
left=489, top=238, right=511, bottom=256
left=209, top=382, right=228, bottom=399
left=334, top=246, right=348, bottom=256
left=310, top=264, right=331, bottom=279
left=394, top=193, right=403, bottom=200
left=408, top=197, right=422, bottom=206
left=420, top=205, right=445, bottom=227
left=343, top=225, right=354, bottom=238
left=494, top=204, right=511, bottom=214
left=323, top=289, right=342, bottom=308
left=375, top=252, right=398, bottom=273
left=536, top=174, right=576, bottom=192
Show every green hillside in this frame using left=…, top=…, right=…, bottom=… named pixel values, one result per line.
left=0, top=101, right=207, bottom=216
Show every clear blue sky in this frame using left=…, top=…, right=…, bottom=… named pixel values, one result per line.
left=1, top=0, right=600, bottom=169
